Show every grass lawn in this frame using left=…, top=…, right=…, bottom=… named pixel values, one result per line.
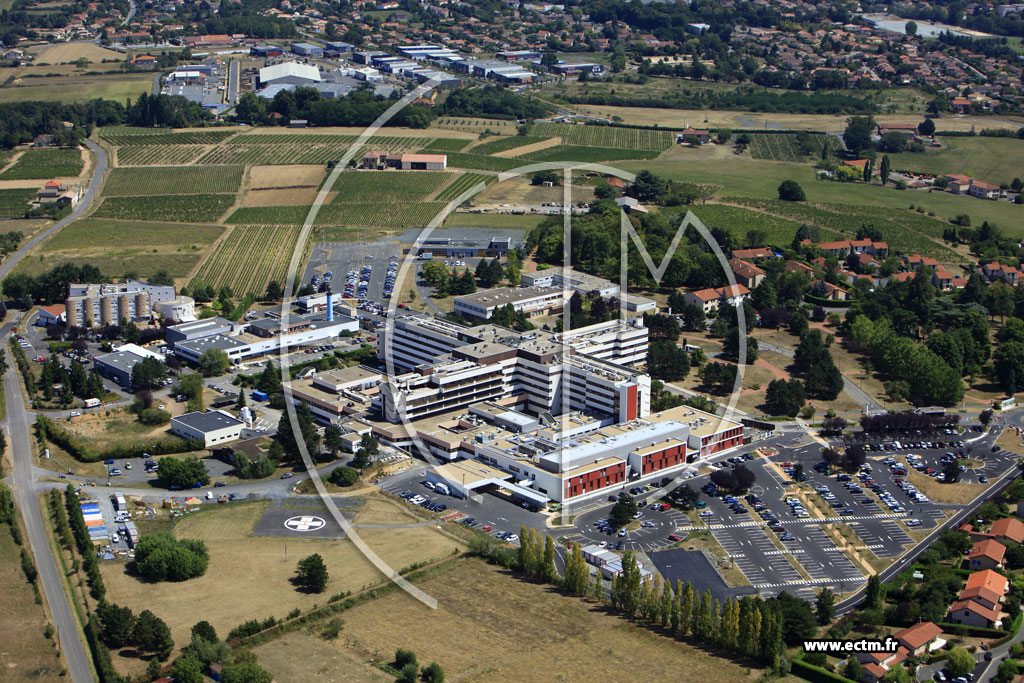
left=256, top=557, right=763, bottom=683
left=0, top=73, right=151, bottom=103
left=0, top=517, right=65, bottom=681
left=883, top=136, right=1024, bottom=187
left=99, top=498, right=463, bottom=650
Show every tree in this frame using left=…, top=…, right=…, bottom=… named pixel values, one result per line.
left=132, top=610, right=174, bottom=660
left=905, top=20, right=918, bottom=35
left=947, top=646, right=974, bottom=677
left=421, top=662, right=445, bottom=683
left=351, top=433, right=378, bottom=469
left=169, top=653, right=203, bottom=683
left=221, top=663, right=273, bottom=683
left=777, top=179, right=805, bottom=202
left=197, top=348, right=230, bottom=376
left=844, top=658, right=863, bottom=682
left=942, top=458, right=961, bottom=483
left=328, top=466, right=359, bottom=487
left=609, top=493, right=637, bottom=528
left=157, top=456, right=209, bottom=488
left=421, top=261, right=449, bottom=290
left=865, top=574, right=885, bottom=610
left=130, top=356, right=168, bottom=391
left=133, top=532, right=209, bottom=582
left=843, top=116, right=876, bottom=154
left=265, top=280, right=282, bottom=301
left=276, top=402, right=320, bottom=465
left=97, top=601, right=135, bottom=648
left=191, top=620, right=217, bottom=643
left=398, top=663, right=419, bottom=683
left=918, top=118, right=935, bottom=137
left=295, top=553, right=328, bottom=593
left=815, top=587, right=835, bottom=625
left=880, top=154, right=891, bottom=185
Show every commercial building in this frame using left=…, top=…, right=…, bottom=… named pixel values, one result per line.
left=169, top=309, right=358, bottom=364
left=258, top=61, right=321, bottom=87
left=453, top=286, right=566, bottom=320
left=415, top=236, right=516, bottom=259
left=278, top=366, right=381, bottom=424
left=170, top=410, right=244, bottom=448
left=93, top=343, right=165, bottom=388
left=66, top=280, right=176, bottom=327
left=520, top=267, right=620, bottom=297
left=152, top=296, right=196, bottom=322
left=291, top=42, right=323, bottom=57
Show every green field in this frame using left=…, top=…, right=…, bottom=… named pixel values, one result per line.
left=92, top=194, right=235, bottom=222
left=329, top=171, right=454, bottom=204
left=882, top=136, right=1024, bottom=186
left=468, top=136, right=546, bottom=156
left=0, top=148, right=83, bottom=179
left=226, top=202, right=448, bottom=228
left=522, top=144, right=662, bottom=163
left=199, top=134, right=431, bottom=165
left=443, top=152, right=523, bottom=172
left=0, top=188, right=35, bottom=217
left=102, top=166, right=244, bottom=196
left=115, top=145, right=207, bottom=166
left=663, top=203, right=830, bottom=247
left=0, top=73, right=152, bottom=103
left=443, top=212, right=545, bottom=229
left=530, top=122, right=675, bottom=150
left=97, top=126, right=169, bottom=136
left=190, top=225, right=302, bottom=295
left=436, top=173, right=495, bottom=202
left=100, top=131, right=237, bottom=146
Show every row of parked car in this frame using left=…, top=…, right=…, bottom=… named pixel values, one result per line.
left=398, top=490, right=448, bottom=513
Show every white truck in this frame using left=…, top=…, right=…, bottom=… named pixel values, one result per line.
left=434, top=482, right=450, bottom=496
left=84, top=398, right=101, bottom=408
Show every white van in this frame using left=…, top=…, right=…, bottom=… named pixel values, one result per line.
left=434, top=483, right=450, bottom=496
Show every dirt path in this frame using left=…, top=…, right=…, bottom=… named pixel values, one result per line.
left=493, top=136, right=562, bottom=158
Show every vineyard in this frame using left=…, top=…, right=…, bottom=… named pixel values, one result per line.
left=529, top=123, right=674, bottom=151
left=226, top=201, right=448, bottom=228
left=746, top=133, right=843, bottom=162
left=435, top=173, right=494, bottom=202
left=102, top=166, right=244, bottom=196
left=522, top=145, right=662, bottom=164
left=0, top=149, right=83, bottom=179
left=432, top=117, right=517, bottom=134
left=0, top=188, right=35, bottom=218
left=198, top=134, right=433, bottom=165
left=329, top=171, right=454, bottom=204
left=92, top=194, right=235, bottom=222
left=190, top=225, right=302, bottom=295
left=102, top=131, right=237, bottom=146
left=468, top=136, right=546, bottom=156
left=725, top=198, right=963, bottom=261
left=115, top=145, right=207, bottom=166
left=443, top=153, right=522, bottom=172
left=97, top=126, right=165, bottom=136
left=421, top=137, right=471, bottom=152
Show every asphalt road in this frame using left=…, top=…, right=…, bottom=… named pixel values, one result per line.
left=0, top=140, right=108, bottom=683
left=0, top=139, right=106, bottom=284
left=228, top=60, right=239, bottom=105
left=5, top=344, right=92, bottom=682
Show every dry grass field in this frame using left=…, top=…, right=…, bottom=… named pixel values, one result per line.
left=62, top=408, right=171, bottom=448
left=0, top=518, right=64, bottom=682
left=100, top=500, right=463, bottom=649
left=898, top=457, right=989, bottom=504
left=242, top=188, right=323, bottom=207
left=27, top=42, right=124, bottom=64
left=247, top=165, right=326, bottom=189
left=474, top=178, right=593, bottom=206
left=256, top=558, right=763, bottom=683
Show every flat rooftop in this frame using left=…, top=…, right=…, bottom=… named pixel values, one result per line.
left=172, top=410, right=243, bottom=432
left=455, top=286, right=564, bottom=308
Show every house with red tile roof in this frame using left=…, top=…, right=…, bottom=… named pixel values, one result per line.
left=785, top=260, right=816, bottom=278
left=37, top=304, right=66, bottom=327
left=810, top=279, right=851, bottom=301
left=982, top=262, right=1021, bottom=286
left=683, top=284, right=750, bottom=315
left=969, top=180, right=1001, bottom=199
left=948, top=598, right=1002, bottom=628
left=968, top=538, right=1006, bottom=570
left=893, top=621, right=943, bottom=656
left=727, top=258, right=766, bottom=289
left=960, top=569, right=1009, bottom=612
left=732, top=247, right=775, bottom=261
left=991, top=517, right=1024, bottom=544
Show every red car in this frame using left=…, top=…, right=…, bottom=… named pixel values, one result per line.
left=781, top=462, right=793, bottom=467
left=668, top=534, right=679, bottom=542
left=660, top=503, right=671, bottom=511
left=480, top=525, right=492, bottom=532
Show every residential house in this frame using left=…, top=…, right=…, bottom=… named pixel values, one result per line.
left=969, top=180, right=1001, bottom=199
left=785, top=260, right=816, bottom=278
left=951, top=98, right=971, bottom=113
left=732, top=247, right=775, bottom=261
left=982, top=262, right=1021, bottom=285
left=967, top=538, right=1006, bottom=570
left=892, top=621, right=943, bottom=657
left=946, top=174, right=973, bottom=195
left=810, top=279, right=851, bottom=301
left=727, top=258, right=766, bottom=289
left=133, top=54, right=157, bottom=67
left=991, top=517, right=1024, bottom=544
left=32, top=134, right=56, bottom=147
left=677, top=128, right=710, bottom=144
left=905, top=254, right=940, bottom=271
left=947, top=598, right=1002, bottom=628
left=683, top=284, right=751, bottom=315
left=959, top=569, right=1009, bottom=612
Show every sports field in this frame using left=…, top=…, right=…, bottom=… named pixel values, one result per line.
left=256, top=558, right=763, bottom=683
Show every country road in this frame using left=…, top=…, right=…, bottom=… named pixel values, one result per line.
left=5, top=352, right=93, bottom=682
left=0, top=138, right=108, bottom=682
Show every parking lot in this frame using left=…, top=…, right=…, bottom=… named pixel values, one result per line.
left=303, top=240, right=402, bottom=306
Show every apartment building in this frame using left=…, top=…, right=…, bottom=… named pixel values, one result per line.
left=520, top=267, right=620, bottom=297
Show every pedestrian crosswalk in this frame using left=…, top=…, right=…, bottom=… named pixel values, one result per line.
left=753, top=575, right=867, bottom=589
left=703, top=511, right=908, bottom=530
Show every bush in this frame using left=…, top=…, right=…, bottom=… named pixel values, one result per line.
left=395, top=648, right=417, bottom=669
left=138, top=408, right=170, bottom=425
left=778, top=179, right=806, bottom=201
left=328, top=466, right=359, bottom=487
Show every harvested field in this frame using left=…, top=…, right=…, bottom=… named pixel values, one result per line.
left=248, top=165, right=325, bottom=189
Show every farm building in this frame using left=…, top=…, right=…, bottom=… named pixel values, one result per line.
left=361, top=151, right=447, bottom=170
left=258, top=61, right=321, bottom=87
left=170, top=410, right=244, bottom=448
